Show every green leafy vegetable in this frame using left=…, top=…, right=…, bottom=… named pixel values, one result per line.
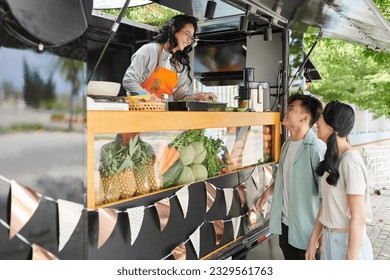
left=170, top=129, right=226, bottom=177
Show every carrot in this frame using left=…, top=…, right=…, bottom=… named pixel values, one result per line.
left=158, top=146, right=170, bottom=174
left=160, top=146, right=175, bottom=174
left=160, top=146, right=180, bottom=175
left=167, top=147, right=180, bottom=171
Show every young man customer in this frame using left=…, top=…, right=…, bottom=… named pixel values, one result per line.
left=256, top=93, right=326, bottom=260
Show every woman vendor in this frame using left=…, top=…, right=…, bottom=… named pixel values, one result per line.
left=122, top=14, right=216, bottom=101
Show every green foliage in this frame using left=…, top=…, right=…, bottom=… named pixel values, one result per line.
left=373, top=0, right=390, bottom=19
left=102, top=3, right=182, bottom=27
left=304, top=0, right=390, bottom=118
left=170, top=129, right=226, bottom=177
left=99, top=142, right=121, bottom=177
left=1, top=123, right=44, bottom=133
left=57, top=57, right=84, bottom=131
left=23, top=60, right=56, bottom=109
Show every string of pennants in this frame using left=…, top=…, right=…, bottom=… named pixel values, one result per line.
left=0, top=166, right=271, bottom=260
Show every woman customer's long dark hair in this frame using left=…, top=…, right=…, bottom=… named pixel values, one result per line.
left=316, top=100, right=355, bottom=185
left=154, top=14, right=198, bottom=84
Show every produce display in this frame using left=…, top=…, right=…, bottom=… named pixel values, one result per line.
left=133, top=139, right=158, bottom=195
left=161, top=130, right=227, bottom=188
left=97, top=135, right=158, bottom=205
left=162, top=157, right=184, bottom=188
left=98, top=136, right=140, bottom=204
left=262, top=125, right=272, bottom=163
left=96, top=126, right=272, bottom=205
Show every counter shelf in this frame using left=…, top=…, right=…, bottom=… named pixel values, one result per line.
left=87, top=111, right=280, bottom=208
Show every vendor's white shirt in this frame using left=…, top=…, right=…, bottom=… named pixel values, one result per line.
left=122, top=42, right=192, bottom=100
left=319, top=150, right=372, bottom=228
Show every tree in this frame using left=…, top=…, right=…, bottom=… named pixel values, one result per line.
left=305, top=0, right=390, bottom=118
left=58, top=58, right=84, bottom=131
left=22, top=59, right=57, bottom=109
left=102, top=3, right=180, bottom=27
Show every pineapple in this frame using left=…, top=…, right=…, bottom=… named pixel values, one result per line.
left=134, top=162, right=148, bottom=195
left=99, top=142, right=122, bottom=203
left=117, top=135, right=139, bottom=199
left=134, top=152, right=148, bottom=195
left=96, top=181, right=105, bottom=206
left=133, top=139, right=159, bottom=195
left=133, top=141, right=151, bottom=195
left=146, top=157, right=159, bottom=192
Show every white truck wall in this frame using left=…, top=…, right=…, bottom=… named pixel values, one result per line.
left=246, top=33, right=283, bottom=86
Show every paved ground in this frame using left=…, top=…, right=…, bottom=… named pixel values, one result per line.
left=367, top=188, right=390, bottom=260
left=247, top=188, right=390, bottom=260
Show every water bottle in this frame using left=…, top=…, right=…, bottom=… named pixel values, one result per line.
left=162, top=93, right=169, bottom=111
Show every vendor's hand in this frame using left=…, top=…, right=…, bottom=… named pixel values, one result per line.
left=194, top=92, right=218, bottom=101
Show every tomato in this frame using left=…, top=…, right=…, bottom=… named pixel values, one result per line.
left=220, top=167, right=229, bottom=174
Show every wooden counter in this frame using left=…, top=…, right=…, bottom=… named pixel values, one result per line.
left=87, top=111, right=280, bottom=133
left=87, top=111, right=281, bottom=208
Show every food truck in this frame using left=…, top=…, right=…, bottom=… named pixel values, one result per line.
left=0, top=0, right=389, bottom=260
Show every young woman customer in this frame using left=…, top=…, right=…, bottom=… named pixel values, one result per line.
left=305, top=100, right=373, bottom=260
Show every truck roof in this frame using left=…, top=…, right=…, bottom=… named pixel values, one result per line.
left=93, top=0, right=390, bottom=52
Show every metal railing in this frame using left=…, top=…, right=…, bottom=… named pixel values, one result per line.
left=361, top=146, right=390, bottom=190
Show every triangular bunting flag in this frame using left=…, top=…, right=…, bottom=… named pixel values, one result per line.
left=172, top=242, right=186, bottom=260
left=97, top=208, right=118, bottom=249
left=213, top=220, right=224, bottom=246
left=247, top=209, right=257, bottom=230
left=154, top=197, right=170, bottom=232
left=236, top=183, right=246, bottom=208
left=32, top=244, right=59, bottom=260
left=264, top=165, right=274, bottom=186
left=261, top=200, right=268, bottom=219
left=127, top=206, right=145, bottom=245
left=176, top=185, right=189, bottom=218
left=189, top=226, right=201, bottom=259
left=251, top=167, right=260, bottom=190
left=57, top=199, right=84, bottom=252
left=231, top=216, right=241, bottom=240
left=205, top=182, right=217, bottom=212
left=223, top=188, right=234, bottom=216
left=10, top=180, right=41, bottom=239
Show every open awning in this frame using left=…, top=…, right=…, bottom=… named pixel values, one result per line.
left=93, top=0, right=152, bottom=9
left=103, top=0, right=390, bottom=52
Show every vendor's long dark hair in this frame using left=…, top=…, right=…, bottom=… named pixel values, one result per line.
left=154, top=14, right=198, bottom=84
left=316, top=101, right=355, bottom=185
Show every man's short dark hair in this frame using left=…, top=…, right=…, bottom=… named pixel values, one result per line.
left=288, top=93, right=323, bottom=127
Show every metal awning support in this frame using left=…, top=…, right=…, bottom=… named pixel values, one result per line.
left=288, top=29, right=323, bottom=90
